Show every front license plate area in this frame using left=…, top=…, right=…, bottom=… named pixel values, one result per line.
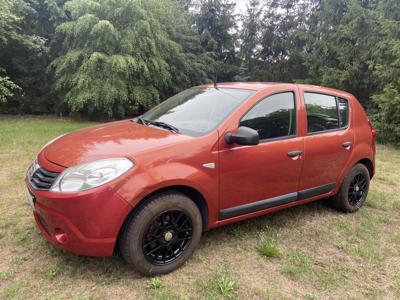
left=25, top=187, right=36, bottom=210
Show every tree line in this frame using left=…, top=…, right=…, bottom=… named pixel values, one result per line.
left=0, top=0, right=399, bottom=145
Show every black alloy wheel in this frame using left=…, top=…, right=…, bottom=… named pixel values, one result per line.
left=330, top=163, right=370, bottom=213
left=348, top=173, right=368, bottom=207
left=119, top=192, right=202, bottom=276
left=142, top=210, right=193, bottom=265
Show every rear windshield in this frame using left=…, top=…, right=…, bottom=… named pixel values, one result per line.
left=143, top=88, right=255, bottom=136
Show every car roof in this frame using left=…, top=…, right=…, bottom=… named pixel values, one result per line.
left=195, top=82, right=354, bottom=99
left=195, top=82, right=281, bottom=91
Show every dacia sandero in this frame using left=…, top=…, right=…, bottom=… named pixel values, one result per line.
left=26, top=83, right=376, bottom=276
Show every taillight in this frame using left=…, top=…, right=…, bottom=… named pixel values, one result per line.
left=367, top=119, right=376, bottom=157
left=368, top=119, right=377, bottom=139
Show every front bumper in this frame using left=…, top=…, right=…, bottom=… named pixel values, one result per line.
left=26, top=167, right=133, bottom=257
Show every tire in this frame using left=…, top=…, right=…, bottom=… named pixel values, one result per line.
left=119, top=192, right=202, bottom=276
left=330, top=163, right=370, bottom=213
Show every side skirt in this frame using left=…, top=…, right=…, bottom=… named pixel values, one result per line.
left=219, top=182, right=336, bottom=220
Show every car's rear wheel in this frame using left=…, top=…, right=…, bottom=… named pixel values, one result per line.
left=120, top=192, right=202, bottom=276
left=331, top=163, right=370, bottom=213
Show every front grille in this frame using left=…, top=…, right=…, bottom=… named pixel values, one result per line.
left=29, top=163, right=59, bottom=191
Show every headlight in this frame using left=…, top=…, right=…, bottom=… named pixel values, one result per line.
left=40, top=134, right=66, bottom=152
left=50, top=158, right=134, bottom=193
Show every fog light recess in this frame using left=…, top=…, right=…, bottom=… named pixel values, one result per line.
left=54, top=228, right=68, bottom=244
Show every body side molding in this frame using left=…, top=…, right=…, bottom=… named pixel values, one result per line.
left=297, top=183, right=336, bottom=200
left=219, top=192, right=297, bottom=220
left=219, top=182, right=336, bottom=220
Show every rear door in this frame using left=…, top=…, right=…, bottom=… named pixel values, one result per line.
left=298, top=91, right=354, bottom=193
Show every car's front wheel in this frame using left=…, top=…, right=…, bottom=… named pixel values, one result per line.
left=120, top=192, right=202, bottom=276
left=331, top=163, right=370, bottom=213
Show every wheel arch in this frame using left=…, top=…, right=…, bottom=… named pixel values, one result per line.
left=335, top=154, right=374, bottom=195
left=115, top=185, right=209, bottom=254
left=356, top=158, right=374, bottom=179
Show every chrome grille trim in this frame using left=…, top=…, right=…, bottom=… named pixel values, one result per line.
left=28, top=161, right=59, bottom=191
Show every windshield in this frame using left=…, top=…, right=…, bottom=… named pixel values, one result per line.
left=142, top=88, right=255, bottom=136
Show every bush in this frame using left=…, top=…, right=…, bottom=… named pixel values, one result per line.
left=372, top=84, right=400, bottom=147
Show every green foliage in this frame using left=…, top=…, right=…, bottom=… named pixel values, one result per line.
left=0, top=0, right=18, bottom=43
left=372, top=85, right=400, bottom=146
left=50, top=0, right=213, bottom=117
left=0, top=0, right=399, bottom=145
left=240, top=0, right=262, bottom=62
left=194, top=0, right=239, bottom=81
left=368, top=0, right=400, bottom=144
left=0, top=0, right=23, bottom=104
left=0, top=0, right=65, bottom=114
left=242, top=0, right=312, bottom=82
left=302, top=0, right=380, bottom=107
left=0, top=74, right=21, bottom=103
left=238, top=0, right=400, bottom=145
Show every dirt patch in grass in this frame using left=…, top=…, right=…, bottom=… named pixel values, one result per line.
left=1, top=117, right=399, bottom=299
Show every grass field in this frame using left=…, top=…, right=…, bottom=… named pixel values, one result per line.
left=0, top=116, right=399, bottom=300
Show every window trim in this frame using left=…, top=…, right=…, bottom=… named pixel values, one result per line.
left=337, top=97, right=350, bottom=129
left=238, top=90, right=298, bottom=144
left=303, top=91, right=350, bottom=136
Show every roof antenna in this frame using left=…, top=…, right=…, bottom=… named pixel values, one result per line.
left=213, top=74, right=219, bottom=90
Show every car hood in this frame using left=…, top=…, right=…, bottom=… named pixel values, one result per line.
left=43, top=120, right=191, bottom=167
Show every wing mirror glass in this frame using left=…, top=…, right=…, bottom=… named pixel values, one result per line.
left=225, top=126, right=259, bottom=146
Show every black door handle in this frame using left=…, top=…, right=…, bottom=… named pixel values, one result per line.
left=342, top=141, right=353, bottom=148
left=287, top=150, right=303, bottom=157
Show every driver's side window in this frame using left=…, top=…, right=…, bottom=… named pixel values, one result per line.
left=240, top=92, right=296, bottom=141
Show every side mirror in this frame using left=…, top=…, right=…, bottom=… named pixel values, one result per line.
left=225, top=126, right=259, bottom=146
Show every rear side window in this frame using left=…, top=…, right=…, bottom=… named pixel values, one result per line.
left=304, top=93, right=349, bottom=133
left=240, top=92, right=296, bottom=140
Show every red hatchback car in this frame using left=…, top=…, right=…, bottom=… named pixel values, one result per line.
left=26, top=83, right=376, bottom=275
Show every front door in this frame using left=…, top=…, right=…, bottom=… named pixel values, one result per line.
left=219, top=91, right=304, bottom=219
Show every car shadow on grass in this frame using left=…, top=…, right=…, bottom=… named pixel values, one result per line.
left=201, top=198, right=337, bottom=243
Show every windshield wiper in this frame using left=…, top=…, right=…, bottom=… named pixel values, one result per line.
left=136, top=117, right=148, bottom=126
left=148, top=120, right=180, bottom=133
left=134, top=117, right=180, bottom=134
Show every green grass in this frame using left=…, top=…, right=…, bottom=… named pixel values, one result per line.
left=281, top=249, right=311, bottom=280
left=41, top=264, right=61, bottom=279
left=214, top=275, right=238, bottom=298
left=0, top=115, right=400, bottom=299
left=258, top=239, right=281, bottom=258
left=198, top=262, right=239, bottom=299
left=146, top=277, right=164, bottom=290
